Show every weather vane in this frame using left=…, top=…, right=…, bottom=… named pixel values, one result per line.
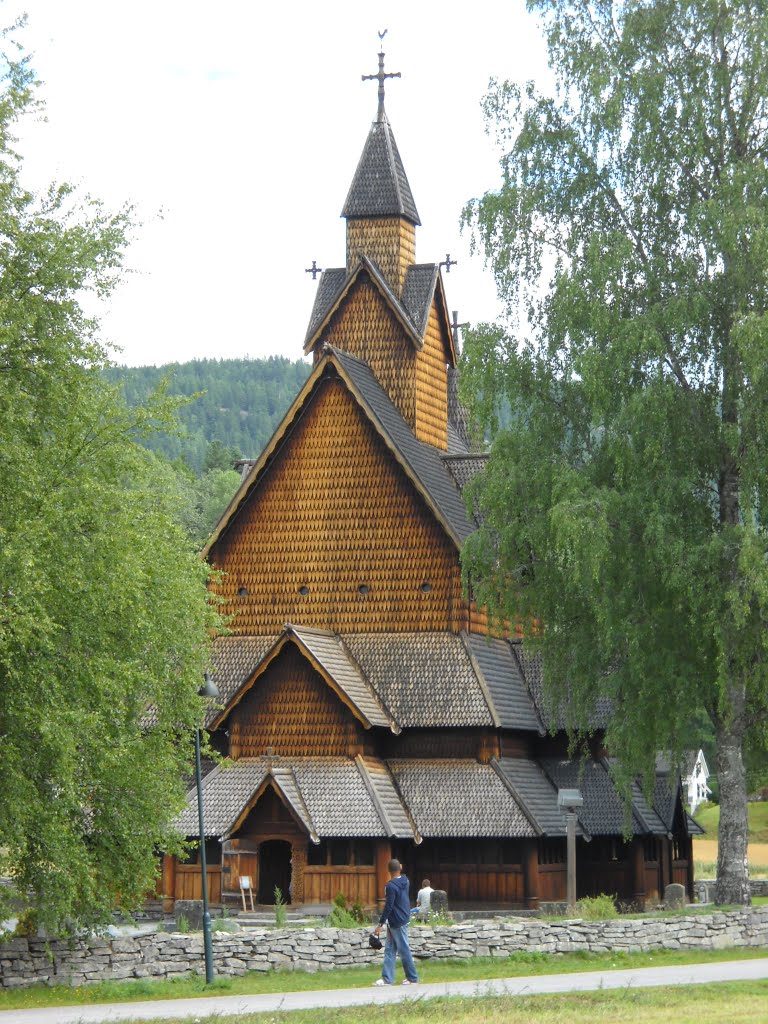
left=362, top=29, right=401, bottom=123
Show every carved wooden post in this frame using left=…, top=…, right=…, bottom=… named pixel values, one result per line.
left=632, top=839, right=646, bottom=910
left=291, top=841, right=307, bottom=905
left=524, top=839, right=540, bottom=909
left=375, top=840, right=392, bottom=911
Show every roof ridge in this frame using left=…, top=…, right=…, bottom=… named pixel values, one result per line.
left=335, top=634, right=401, bottom=734
left=459, top=629, right=501, bottom=728
left=490, top=758, right=543, bottom=836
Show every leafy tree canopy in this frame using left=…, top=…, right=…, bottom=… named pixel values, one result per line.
left=0, top=22, right=220, bottom=932
left=461, top=0, right=768, bottom=904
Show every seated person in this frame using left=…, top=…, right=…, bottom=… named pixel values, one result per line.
left=412, top=878, right=434, bottom=918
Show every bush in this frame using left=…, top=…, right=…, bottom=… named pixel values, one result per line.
left=575, top=894, right=618, bottom=920
left=274, top=887, right=287, bottom=927
left=325, top=892, right=366, bottom=928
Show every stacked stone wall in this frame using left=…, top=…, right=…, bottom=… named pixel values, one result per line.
left=1, top=908, right=766, bottom=989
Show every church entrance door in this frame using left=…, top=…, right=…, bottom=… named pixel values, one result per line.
left=258, top=839, right=292, bottom=904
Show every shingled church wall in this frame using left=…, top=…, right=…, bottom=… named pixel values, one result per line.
left=2, top=909, right=766, bottom=989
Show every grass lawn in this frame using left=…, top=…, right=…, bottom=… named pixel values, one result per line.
left=1, top=947, right=766, bottom=1013
left=141, top=982, right=768, bottom=1024
left=693, top=801, right=768, bottom=842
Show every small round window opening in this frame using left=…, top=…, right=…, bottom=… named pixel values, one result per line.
left=420, top=581, right=433, bottom=593
left=298, top=585, right=310, bottom=596
left=237, top=586, right=249, bottom=598
left=358, top=584, right=369, bottom=595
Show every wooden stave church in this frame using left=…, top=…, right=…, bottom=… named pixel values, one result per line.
left=164, top=54, right=699, bottom=913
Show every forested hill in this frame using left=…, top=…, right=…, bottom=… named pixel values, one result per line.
left=106, top=356, right=311, bottom=474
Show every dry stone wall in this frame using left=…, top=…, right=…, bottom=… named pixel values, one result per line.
left=1, top=908, right=767, bottom=989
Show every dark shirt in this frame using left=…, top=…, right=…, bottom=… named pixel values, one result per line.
left=379, top=873, right=411, bottom=928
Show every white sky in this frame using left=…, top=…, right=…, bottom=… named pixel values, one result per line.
left=8, top=0, right=550, bottom=367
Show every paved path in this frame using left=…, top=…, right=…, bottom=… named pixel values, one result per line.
left=3, top=958, right=768, bottom=1023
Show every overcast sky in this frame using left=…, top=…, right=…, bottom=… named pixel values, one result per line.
left=8, top=1, right=551, bottom=367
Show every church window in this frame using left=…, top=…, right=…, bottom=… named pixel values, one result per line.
left=357, top=584, right=369, bottom=595
left=420, top=582, right=432, bottom=592
left=298, top=585, right=310, bottom=596
left=238, top=586, right=248, bottom=597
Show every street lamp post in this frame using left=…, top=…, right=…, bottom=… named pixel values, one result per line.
left=195, top=671, right=219, bottom=985
left=557, top=788, right=583, bottom=912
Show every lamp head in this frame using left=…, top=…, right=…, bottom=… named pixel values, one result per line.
left=198, top=672, right=220, bottom=700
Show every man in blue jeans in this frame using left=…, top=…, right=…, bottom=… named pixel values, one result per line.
left=372, top=858, right=419, bottom=986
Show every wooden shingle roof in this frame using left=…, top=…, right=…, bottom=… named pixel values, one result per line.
left=177, top=756, right=418, bottom=840
left=209, top=627, right=397, bottom=734
left=203, top=347, right=474, bottom=555
left=388, top=759, right=538, bottom=838
left=342, top=116, right=420, bottom=224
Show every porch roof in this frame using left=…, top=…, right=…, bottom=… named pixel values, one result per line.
left=176, top=755, right=417, bottom=841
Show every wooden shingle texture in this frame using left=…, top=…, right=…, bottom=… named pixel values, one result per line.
left=342, top=117, right=420, bottom=224
left=388, top=759, right=537, bottom=838
left=209, top=374, right=464, bottom=633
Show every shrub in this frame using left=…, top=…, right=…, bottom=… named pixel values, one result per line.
left=575, top=894, right=618, bottom=920
left=274, top=887, right=287, bottom=927
left=325, top=893, right=365, bottom=928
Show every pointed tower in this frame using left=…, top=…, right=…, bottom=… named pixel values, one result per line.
left=304, top=45, right=456, bottom=450
left=342, top=49, right=420, bottom=292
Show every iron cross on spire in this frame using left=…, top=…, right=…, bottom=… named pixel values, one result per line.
left=362, top=30, right=401, bottom=123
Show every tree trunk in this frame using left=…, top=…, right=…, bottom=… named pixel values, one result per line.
left=714, top=719, right=751, bottom=905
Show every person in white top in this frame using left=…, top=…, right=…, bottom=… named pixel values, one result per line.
left=414, top=878, right=434, bottom=918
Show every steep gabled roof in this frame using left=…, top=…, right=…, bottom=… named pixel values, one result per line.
left=209, top=625, right=396, bottom=733
left=332, top=348, right=473, bottom=543
left=177, top=756, right=416, bottom=840
left=463, top=632, right=544, bottom=733
left=304, top=257, right=423, bottom=354
left=203, top=348, right=474, bottom=556
left=496, top=757, right=585, bottom=837
left=304, top=260, right=457, bottom=366
left=208, top=630, right=544, bottom=733
left=355, top=755, right=420, bottom=841
left=388, top=759, right=537, bottom=838
left=342, top=117, right=420, bottom=224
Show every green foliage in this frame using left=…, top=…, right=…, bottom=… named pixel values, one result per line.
left=0, top=23, right=220, bottom=934
left=274, top=887, right=287, bottom=927
left=324, top=892, right=365, bottom=928
left=104, top=357, right=310, bottom=475
left=461, top=0, right=768, bottom=904
left=574, top=895, right=618, bottom=920
left=176, top=915, right=190, bottom=934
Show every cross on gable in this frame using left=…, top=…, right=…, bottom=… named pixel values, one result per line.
left=451, top=310, right=469, bottom=347
left=362, top=31, right=401, bottom=123
left=439, top=254, right=457, bottom=273
left=305, top=260, right=323, bottom=280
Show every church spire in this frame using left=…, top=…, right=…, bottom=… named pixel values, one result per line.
left=342, top=35, right=420, bottom=291
left=361, top=31, right=401, bottom=124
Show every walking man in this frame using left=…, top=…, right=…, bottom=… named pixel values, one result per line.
left=372, top=858, right=419, bottom=986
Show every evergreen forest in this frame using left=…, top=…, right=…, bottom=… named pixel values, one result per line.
left=105, top=355, right=311, bottom=546
left=106, top=356, right=310, bottom=473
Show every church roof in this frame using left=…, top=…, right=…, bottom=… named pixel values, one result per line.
left=177, top=755, right=418, bottom=840
left=465, top=633, right=543, bottom=733
left=388, top=759, right=537, bottom=838
left=209, top=626, right=396, bottom=734
left=341, top=117, right=420, bottom=224
left=333, top=348, right=473, bottom=543
left=496, top=757, right=581, bottom=837
left=202, top=347, right=473, bottom=558
left=304, top=259, right=444, bottom=355
left=206, top=628, right=544, bottom=734
left=538, top=757, right=679, bottom=838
